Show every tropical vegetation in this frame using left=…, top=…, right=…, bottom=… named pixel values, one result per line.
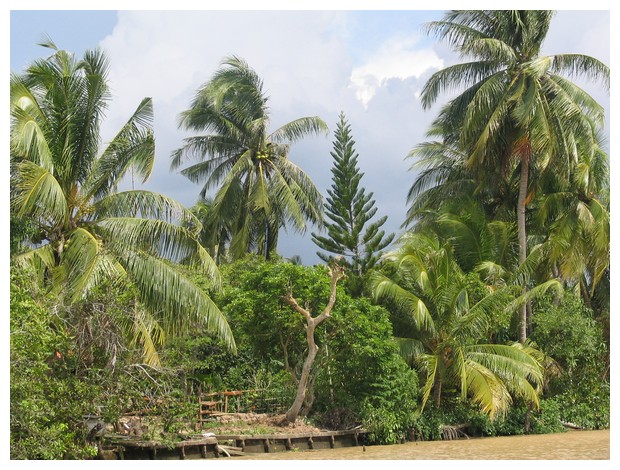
left=10, top=41, right=234, bottom=368
left=10, top=10, right=610, bottom=460
left=414, top=10, right=609, bottom=342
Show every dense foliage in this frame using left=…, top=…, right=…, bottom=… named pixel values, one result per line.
left=9, top=9, right=610, bottom=459
left=217, top=257, right=419, bottom=432
left=10, top=43, right=233, bottom=366
left=531, top=294, right=610, bottom=429
left=10, top=269, right=100, bottom=459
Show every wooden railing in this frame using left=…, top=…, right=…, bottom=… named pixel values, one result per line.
left=198, top=388, right=294, bottom=424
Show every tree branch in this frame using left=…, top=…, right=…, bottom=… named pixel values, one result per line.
left=283, top=290, right=312, bottom=321
left=314, top=263, right=347, bottom=324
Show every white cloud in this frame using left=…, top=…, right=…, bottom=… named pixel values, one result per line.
left=350, top=35, right=443, bottom=106
left=97, top=11, right=358, bottom=211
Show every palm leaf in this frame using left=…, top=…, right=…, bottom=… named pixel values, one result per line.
left=114, top=249, right=235, bottom=352
left=370, top=271, right=435, bottom=334
left=12, top=161, right=67, bottom=226
left=85, top=97, right=155, bottom=200
left=269, top=117, right=329, bottom=144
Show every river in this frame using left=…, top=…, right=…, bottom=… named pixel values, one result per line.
left=236, top=429, right=610, bottom=460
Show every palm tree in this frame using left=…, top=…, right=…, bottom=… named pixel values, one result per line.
left=404, top=134, right=516, bottom=232
left=420, top=10, right=609, bottom=342
left=190, top=196, right=233, bottom=265
left=370, top=233, right=558, bottom=418
left=10, top=42, right=235, bottom=366
left=533, top=132, right=609, bottom=307
left=171, top=56, right=328, bottom=260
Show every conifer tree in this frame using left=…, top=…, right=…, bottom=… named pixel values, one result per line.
left=312, top=112, right=394, bottom=287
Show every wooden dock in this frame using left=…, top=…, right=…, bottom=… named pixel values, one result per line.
left=101, top=429, right=365, bottom=459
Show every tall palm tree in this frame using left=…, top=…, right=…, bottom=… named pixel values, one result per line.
left=10, top=42, right=235, bottom=366
left=420, top=10, right=609, bottom=342
left=371, top=233, right=559, bottom=418
left=171, top=56, right=328, bottom=260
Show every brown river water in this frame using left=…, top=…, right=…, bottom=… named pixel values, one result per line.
left=236, top=429, right=610, bottom=460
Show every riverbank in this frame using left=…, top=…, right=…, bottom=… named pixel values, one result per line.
left=236, top=429, right=610, bottom=460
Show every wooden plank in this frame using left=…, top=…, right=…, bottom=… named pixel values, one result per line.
left=214, top=429, right=365, bottom=440
left=218, top=445, right=245, bottom=456
left=105, top=437, right=218, bottom=448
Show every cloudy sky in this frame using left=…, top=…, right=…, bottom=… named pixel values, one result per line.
left=7, top=2, right=612, bottom=265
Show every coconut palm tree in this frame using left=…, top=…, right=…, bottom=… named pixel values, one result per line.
left=10, top=42, right=235, bottom=366
left=171, top=56, right=328, bottom=260
left=419, top=10, right=609, bottom=342
left=533, top=131, right=609, bottom=306
left=370, top=233, right=560, bottom=418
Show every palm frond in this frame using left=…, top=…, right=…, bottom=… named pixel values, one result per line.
left=94, top=190, right=201, bottom=233
left=12, top=244, right=56, bottom=275
left=421, top=61, right=503, bottom=109
left=86, top=97, right=155, bottom=200
left=370, top=271, right=435, bottom=334
left=463, top=358, right=511, bottom=418
left=551, top=53, right=610, bottom=90
left=12, top=161, right=67, bottom=227
left=10, top=74, right=54, bottom=170
left=114, top=249, right=235, bottom=352
left=63, top=227, right=120, bottom=302
left=393, top=336, right=426, bottom=366
left=269, top=117, right=329, bottom=144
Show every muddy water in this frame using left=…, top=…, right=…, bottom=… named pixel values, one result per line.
left=237, top=429, right=610, bottom=460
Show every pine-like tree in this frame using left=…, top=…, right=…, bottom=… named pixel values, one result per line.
left=312, top=112, right=394, bottom=284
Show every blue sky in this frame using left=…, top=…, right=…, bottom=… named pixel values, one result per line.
left=10, top=10, right=118, bottom=72
left=6, top=4, right=612, bottom=265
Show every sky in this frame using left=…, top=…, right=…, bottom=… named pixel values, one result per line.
left=5, top=2, right=612, bottom=266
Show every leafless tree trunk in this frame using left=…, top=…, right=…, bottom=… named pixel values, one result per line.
left=282, top=264, right=346, bottom=423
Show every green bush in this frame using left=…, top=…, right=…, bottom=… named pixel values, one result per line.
left=312, top=297, right=419, bottom=443
left=531, top=293, right=609, bottom=429
left=217, top=256, right=420, bottom=443
left=492, top=400, right=565, bottom=436
left=10, top=268, right=100, bottom=459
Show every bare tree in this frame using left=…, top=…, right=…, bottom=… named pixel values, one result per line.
left=282, top=263, right=346, bottom=423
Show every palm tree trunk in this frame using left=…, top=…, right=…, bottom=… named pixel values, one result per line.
left=433, top=373, right=442, bottom=407
left=518, top=151, right=530, bottom=344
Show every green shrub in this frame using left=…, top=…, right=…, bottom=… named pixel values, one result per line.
left=532, top=293, right=609, bottom=429
left=10, top=268, right=100, bottom=459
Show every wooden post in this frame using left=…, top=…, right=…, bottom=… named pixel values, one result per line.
left=308, top=437, right=314, bottom=449
left=330, top=434, right=335, bottom=448
left=149, top=446, right=157, bottom=460
left=353, top=432, right=359, bottom=446
left=179, top=445, right=186, bottom=460
left=263, top=439, right=270, bottom=453
left=200, top=445, right=208, bottom=459
left=286, top=438, right=292, bottom=450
